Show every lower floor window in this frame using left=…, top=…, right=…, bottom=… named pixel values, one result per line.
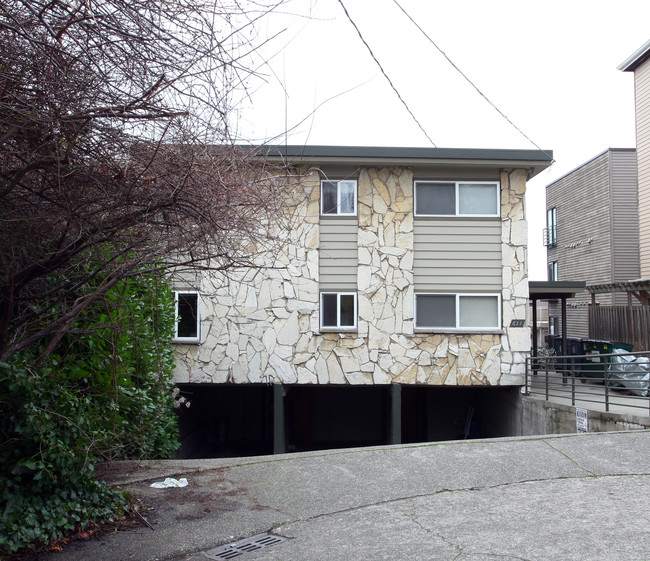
left=415, top=293, right=500, bottom=330
left=320, top=292, right=357, bottom=330
left=174, top=291, right=200, bottom=342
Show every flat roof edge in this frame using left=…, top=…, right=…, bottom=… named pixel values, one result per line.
left=254, top=145, right=554, bottom=163
left=545, top=148, right=635, bottom=189
left=530, top=281, right=586, bottom=299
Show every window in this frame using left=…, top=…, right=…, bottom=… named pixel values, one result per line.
left=415, top=293, right=501, bottom=330
left=174, top=291, right=200, bottom=343
left=545, top=207, right=557, bottom=247
left=321, top=180, right=357, bottom=216
left=548, top=261, right=558, bottom=282
left=549, top=316, right=559, bottom=336
left=320, top=292, right=357, bottom=330
left=414, top=181, right=499, bottom=217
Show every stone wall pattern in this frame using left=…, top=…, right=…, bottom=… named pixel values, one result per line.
left=174, top=167, right=530, bottom=386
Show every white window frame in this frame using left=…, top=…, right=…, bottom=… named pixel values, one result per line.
left=320, top=292, right=357, bottom=331
left=414, top=181, right=500, bottom=217
left=320, top=180, right=357, bottom=216
left=548, top=261, right=558, bottom=282
left=173, top=291, right=200, bottom=343
left=414, top=293, right=502, bottom=332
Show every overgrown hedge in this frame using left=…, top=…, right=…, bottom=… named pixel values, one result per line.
left=0, top=273, right=179, bottom=553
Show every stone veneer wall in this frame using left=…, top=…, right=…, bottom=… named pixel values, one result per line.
left=174, top=167, right=531, bottom=386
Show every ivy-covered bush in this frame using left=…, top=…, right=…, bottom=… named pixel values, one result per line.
left=0, top=272, right=179, bottom=553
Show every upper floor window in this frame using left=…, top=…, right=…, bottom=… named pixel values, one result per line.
left=321, top=180, right=357, bottom=216
left=414, top=293, right=501, bottom=331
left=320, top=292, right=357, bottom=331
left=548, top=261, right=558, bottom=282
left=415, top=181, right=499, bottom=217
left=545, top=207, right=557, bottom=247
left=173, top=291, right=200, bottom=343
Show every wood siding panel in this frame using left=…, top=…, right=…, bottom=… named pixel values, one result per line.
left=319, top=219, right=357, bottom=290
left=610, top=150, right=640, bottom=283
left=546, top=150, right=614, bottom=336
left=590, top=305, right=650, bottom=348
left=635, top=60, right=650, bottom=276
left=414, top=219, right=501, bottom=291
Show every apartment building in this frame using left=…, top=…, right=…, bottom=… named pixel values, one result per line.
left=173, top=145, right=553, bottom=456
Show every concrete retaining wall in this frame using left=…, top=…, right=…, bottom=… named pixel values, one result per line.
left=520, top=396, right=650, bottom=435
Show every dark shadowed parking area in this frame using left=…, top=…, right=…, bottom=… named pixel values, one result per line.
left=176, top=384, right=523, bottom=458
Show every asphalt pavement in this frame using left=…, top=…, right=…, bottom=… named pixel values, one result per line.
left=32, top=430, right=650, bottom=561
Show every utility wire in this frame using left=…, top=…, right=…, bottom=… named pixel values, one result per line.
left=336, top=0, right=437, bottom=147
left=392, top=0, right=553, bottom=161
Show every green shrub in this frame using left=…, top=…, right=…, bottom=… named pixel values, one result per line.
left=0, top=272, right=179, bottom=553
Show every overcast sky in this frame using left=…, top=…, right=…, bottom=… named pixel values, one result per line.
left=235, top=0, right=650, bottom=280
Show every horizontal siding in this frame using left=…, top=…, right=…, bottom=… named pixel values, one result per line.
left=610, top=150, right=640, bottom=282
left=546, top=151, right=613, bottom=285
left=548, top=292, right=614, bottom=339
left=413, top=219, right=501, bottom=291
left=319, top=218, right=357, bottom=290
left=636, top=61, right=650, bottom=276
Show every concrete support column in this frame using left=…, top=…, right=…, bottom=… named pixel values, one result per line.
left=531, top=297, right=538, bottom=358
left=389, top=383, right=402, bottom=445
left=273, top=384, right=286, bottom=454
left=561, top=298, right=568, bottom=356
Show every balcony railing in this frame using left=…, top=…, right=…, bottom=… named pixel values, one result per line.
left=525, top=351, right=650, bottom=415
left=542, top=227, right=557, bottom=247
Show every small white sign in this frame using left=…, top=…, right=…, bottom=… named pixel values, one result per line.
left=576, top=408, right=588, bottom=433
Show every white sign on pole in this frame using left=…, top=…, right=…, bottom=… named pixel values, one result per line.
left=576, top=408, right=588, bottom=433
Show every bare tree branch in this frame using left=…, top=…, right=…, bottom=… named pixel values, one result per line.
left=0, top=0, right=301, bottom=360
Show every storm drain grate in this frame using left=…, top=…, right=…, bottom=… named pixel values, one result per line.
left=202, top=533, right=287, bottom=560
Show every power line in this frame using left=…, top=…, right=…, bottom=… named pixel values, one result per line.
left=336, top=0, right=437, bottom=147
left=392, top=0, right=553, bottom=161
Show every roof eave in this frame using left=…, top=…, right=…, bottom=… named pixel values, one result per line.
left=618, top=39, right=650, bottom=71
left=255, top=145, right=554, bottom=178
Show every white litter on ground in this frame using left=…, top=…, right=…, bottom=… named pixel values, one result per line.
left=150, top=477, right=189, bottom=488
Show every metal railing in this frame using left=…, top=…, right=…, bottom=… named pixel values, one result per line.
left=525, top=351, right=650, bottom=415
left=542, top=227, right=556, bottom=247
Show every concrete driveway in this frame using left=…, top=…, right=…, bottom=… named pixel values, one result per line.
left=34, top=430, right=650, bottom=561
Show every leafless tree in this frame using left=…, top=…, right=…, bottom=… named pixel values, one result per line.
left=0, top=0, right=297, bottom=360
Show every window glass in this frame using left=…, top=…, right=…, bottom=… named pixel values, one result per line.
left=321, top=182, right=338, bottom=214
left=416, top=294, right=455, bottom=327
left=459, top=183, right=498, bottom=215
left=339, top=294, right=355, bottom=326
left=546, top=207, right=557, bottom=246
left=459, top=296, right=498, bottom=328
left=321, top=293, right=338, bottom=326
left=416, top=182, right=454, bottom=215
left=177, top=292, right=199, bottom=339
left=339, top=181, right=356, bottom=214
left=321, top=292, right=356, bottom=329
